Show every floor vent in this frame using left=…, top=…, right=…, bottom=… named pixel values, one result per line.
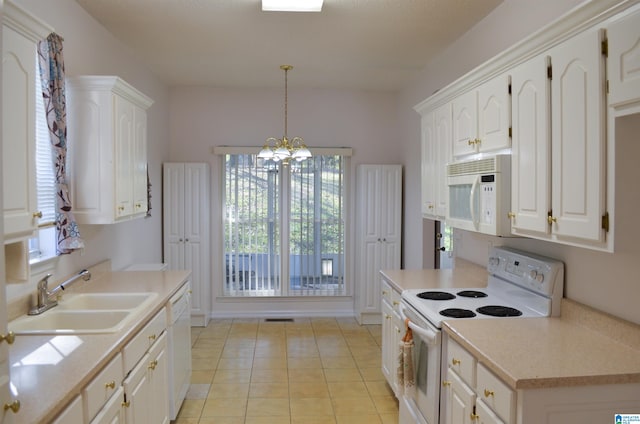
left=264, top=318, right=294, bottom=322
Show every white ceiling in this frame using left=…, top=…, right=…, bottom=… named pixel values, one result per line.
left=75, top=0, right=504, bottom=90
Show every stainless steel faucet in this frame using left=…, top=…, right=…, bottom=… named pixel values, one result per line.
left=29, top=269, right=92, bottom=315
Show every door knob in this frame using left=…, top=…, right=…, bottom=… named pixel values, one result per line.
left=436, top=247, right=445, bottom=252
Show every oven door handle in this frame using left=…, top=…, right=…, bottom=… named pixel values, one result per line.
left=399, top=304, right=439, bottom=345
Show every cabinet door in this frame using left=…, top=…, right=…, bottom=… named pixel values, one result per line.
left=549, top=28, right=606, bottom=242
left=2, top=24, right=39, bottom=241
left=90, top=387, right=124, bottom=424
left=358, top=166, right=383, bottom=315
left=445, top=369, right=476, bottom=424
left=123, top=353, right=150, bottom=424
left=148, top=333, right=169, bottom=424
left=381, top=300, right=395, bottom=390
left=510, top=54, right=551, bottom=235
left=607, top=6, right=640, bottom=111
left=163, top=163, right=186, bottom=268
left=421, top=112, right=436, bottom=217
left=357, top=165, right=402, bottom=320
left=114, top=95, right=134, bottom=219
left=477, top=74, right=511, bottom=152
left=132, top=105, right=148, bottom=217
left=434, top=104, right=452, bottom=218
left=452, top=90, right=478, bottom=157
left=476, top=399, right=505, bottom=424
left=184, top=164, right=210, bottom=324
left=381, top=165, right=402, bottom=267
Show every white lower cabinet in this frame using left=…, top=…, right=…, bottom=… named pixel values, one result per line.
left=475, top=399, right=504, bottom=424
left=445, top=369, right=476, bottom=424
left=84, top=354, right=124, bottom=423
left=123, top=334, right=168, bottom=424
left=443, top=334, right=640, bottom=424
left=122, top=309, right=169, bottom=424
left=443, top=337, right=515, bottom=424
left=380, top=278, right=402, bottom=396
left=91, top=387, right=124, bottom=424
left=51, top=306, right=171, bottom=423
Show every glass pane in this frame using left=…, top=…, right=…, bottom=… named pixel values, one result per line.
left=289, top=156, right=345, bottom=295
left=223, top=154, right=280, bottom=295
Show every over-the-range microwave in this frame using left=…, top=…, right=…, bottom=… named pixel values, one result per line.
left=446, top=154, right=511, bottom=236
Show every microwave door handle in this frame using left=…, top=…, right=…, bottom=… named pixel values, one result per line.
left=399, top=304, right=439, bottom=345
left=470, top=175, right=480, bottom=228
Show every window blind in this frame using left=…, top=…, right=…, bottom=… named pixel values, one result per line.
left=35, top=66, right=56, bottom=227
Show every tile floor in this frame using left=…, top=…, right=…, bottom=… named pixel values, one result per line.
left=174, top=317, right=398, bottom=424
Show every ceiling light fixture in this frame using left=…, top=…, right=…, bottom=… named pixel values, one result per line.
left=258, top=65, right=312, bottom=164
left=262, top=0, right=324, bottom=12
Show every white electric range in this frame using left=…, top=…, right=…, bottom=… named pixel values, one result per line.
left=397, top=247, right=564, bottom=424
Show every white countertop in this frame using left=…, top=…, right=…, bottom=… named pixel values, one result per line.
left=8, top=270, right=191, bottom=424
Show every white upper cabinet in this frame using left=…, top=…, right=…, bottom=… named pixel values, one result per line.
left=2, top=1, right=52, bottom=243
left=434, top=104, right=452, bottom=218
left=67, top=76, right=153, bottom=224
left=452, top=90, right=478, bottom=157
left=607, top=5, right=640, bottom=116
left=549, top=28, right=606, bottom=244
left=421, top=111, right=436, bottom=217
left=421, top=104, right=450, bottom=220
left=510, top=54, right=551, bottom=236
left=477, top=74, right=511, bottom=153
left=510, top=27, right=607, bottom=247
left=452, top=75, right=511, bottom=157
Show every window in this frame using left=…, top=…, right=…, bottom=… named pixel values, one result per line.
left=221, top=149, right=350, bottom=296
left=29, top=64, right=57, bottom=264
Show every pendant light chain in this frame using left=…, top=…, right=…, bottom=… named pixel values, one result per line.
left=257, top=64, right=311, bottom=163
left=284, top=66, right=288, bottom=139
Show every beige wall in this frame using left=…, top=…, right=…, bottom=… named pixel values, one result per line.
left=400, top=0, right=640, bottom=324
left=8, top=0, right=170, bottom=300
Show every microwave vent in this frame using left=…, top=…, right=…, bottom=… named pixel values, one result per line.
left=447, top=156, right=508, bottom=176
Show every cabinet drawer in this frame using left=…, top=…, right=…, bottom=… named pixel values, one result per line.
left=83, top=353, right=123, bottom=422
left=390, top=288, right=402, bottom=314
left=123, top=307, right=167, bottom=372
left=381, top=279, right=392, bottom=305
left=447, top=339, right=476, bottom=387
left=477, top=363, right=514, bottom=423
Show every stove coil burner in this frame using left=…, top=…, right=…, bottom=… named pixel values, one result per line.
left=439, top=308, right=476, bottom=318
left=476, top=305, right=523, bottom=317
left=417, top=291, right=456, bottom=301
left=456, top=290, right=487, bottom=298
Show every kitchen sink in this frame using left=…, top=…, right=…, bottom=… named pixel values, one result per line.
left=57, top=292, right=157, bottom=310
left=8, top=292, right=159, bottom=335
left=9, top=310, right=134, bottom=335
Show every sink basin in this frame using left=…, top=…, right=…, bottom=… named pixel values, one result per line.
left=8, top=292, right=159, bottom=335
left=57, top=292, right=158, bottom=311
left=9, top=310, right=134, bottom=335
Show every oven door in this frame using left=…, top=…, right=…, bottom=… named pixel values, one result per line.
left=399, top=301, right=442, bottom=424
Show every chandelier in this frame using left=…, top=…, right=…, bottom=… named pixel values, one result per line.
left=258, top=65, right=312, bottom=164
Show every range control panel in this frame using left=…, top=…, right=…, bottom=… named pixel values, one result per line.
left=487, top=246, right=564, bottom=298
